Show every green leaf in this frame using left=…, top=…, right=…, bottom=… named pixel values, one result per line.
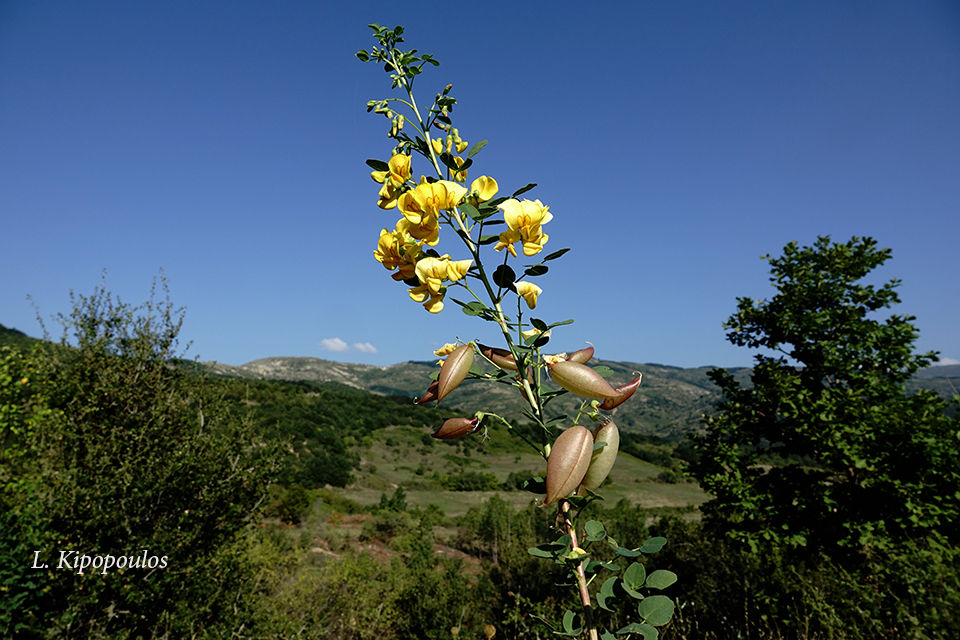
left=639, top=537, right=667, bottom=554
left=530, top=317, right=548, bottom=331
left=547, top=319, right=575, bottom=329
left=622, top=561, right=647, bottom=591
left=525, top=264, right=549, bottom=277
left=365, top=158, right=389, bottom=172
left=512, top=183, right=537, bottom=197
left=644, top=570, right=677, bottom=590
left=478, top=234, right=499, bottom=245
left=597, top=576, right=618, bottom=611
left=615, top=622, right=658, bottom=639
left=355, top=50, right=370, bottom=61
left=493, top=265, right=517, bottom=291
left=460, top=202, right=482, bottom=221
left=527, top=547, right=554, bottom=559
left=637, top=595, right=675, bottom=626
left=616, top=547, right=642, bottom=558
left=562, top=610, right=582, bottom=636
left=466, top=139, right=487, bottom=158
left=543, top=247, right=571, bottom=261
left=521, top=475, right=546, bottom=493
left=460, top=301, right=488, bottom=317
left=601, top=632, right=617, bottom=640
left=593, top=365, right=614, bottom=378
left=584, top=520, right=606, bottom=541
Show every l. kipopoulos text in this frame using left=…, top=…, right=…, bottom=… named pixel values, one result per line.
left=31, top=550, right=168, bottom=575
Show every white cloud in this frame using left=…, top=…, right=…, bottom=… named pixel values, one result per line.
left=353, top=342, right=377, bottom=354
left=320, top=337, right=349, bottom=352
left=933, top=357, right=960, bottom=366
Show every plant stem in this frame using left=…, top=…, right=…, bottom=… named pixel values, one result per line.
left=562, top=500, right=599, bottom=640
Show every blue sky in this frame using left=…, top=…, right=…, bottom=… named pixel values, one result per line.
left=1, top=1, right=958, bottom=368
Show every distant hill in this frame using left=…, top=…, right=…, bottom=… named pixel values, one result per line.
left=4, top=322, right=955, bottom=439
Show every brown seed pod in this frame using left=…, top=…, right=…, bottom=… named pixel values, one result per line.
left=579, top=421, right=620, bottom=492
left=599, top=375, right=643, bottom=410
left=566, top=345, right=595, bottom=364
left=415, top=379, right=440, bottom=404
left=432, top=417, right=481, bottom=440
left=545, top=425, right=594, bottom=505
left=437, top=344, right=475, bottom=402
left=548, top=360, right=619, bottom=399
left=478, top=343, right=518, bottom=371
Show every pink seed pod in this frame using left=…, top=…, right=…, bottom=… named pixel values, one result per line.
left=545, top=425, right=594, bottom=505
left=478, top=343, right=518, bottom=371
left=415, top=379, right=440, bottom=404
left=549, top=360, right=619, bottom=399
left=566, top=345, right=595, bottom=364
left=599, top=375, right=643, bottom=410
left=437, top=344, right=475, bottom=402
left=432, top=417, right=481, bottom=440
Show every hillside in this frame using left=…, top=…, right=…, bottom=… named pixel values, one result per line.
left=4, top=323, right=956, bottom=438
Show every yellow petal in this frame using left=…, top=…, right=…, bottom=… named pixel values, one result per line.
left=446, top=259, right=473, bottom=282
left=515, top=281, right=542, bottom=309
left=433, top=342, right=459, bottom=356
left=470, top=176, right=499, bottom=202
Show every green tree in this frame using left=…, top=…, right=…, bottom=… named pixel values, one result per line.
left=691, top=236, right=959, bottom=555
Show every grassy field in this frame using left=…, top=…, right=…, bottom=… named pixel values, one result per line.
left=329, top=424, right=708, bottom=518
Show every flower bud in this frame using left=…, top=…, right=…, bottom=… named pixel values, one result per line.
left=599, top=375, right=643, bottom=410
left=432, top=417, right=481, bottom=440
left=545, top=425, right=594, bottom=505
left=437, top=343, right=474, bottom=402
left=566, top=345, right=594, bottom=364
left=579, top=421, right=620, bottom=492
left=478, top=343, right=518, bottom=371
left=549, top=360, right=619, bottom=399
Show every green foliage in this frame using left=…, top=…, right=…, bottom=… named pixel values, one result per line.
left=0, top=280, right=278, bottom=637
left=691, top=236, right=960, bottom=555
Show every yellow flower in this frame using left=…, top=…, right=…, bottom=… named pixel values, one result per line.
left=370, top=153, right=412, bottom=188
left=431, top=137, right=447, bottom=155
left=371, top=154, right=412, bottom=209
left=451, top=156, right=468, bottom=182
left=470, top=176, right=498, bottom=203
left=495, top=199, right=552, bottom=257
left=515, top=281, right=542, bottom=309
left=408, top=255, right=473, bottom=313
left=397, top=216, right=440, bottom=247
left=374, top=226, right=421, bottom=279
left=434, top=342, right=460, bottom=357
left=399, top=180, right=468, bottom=226
left=543, top=353, right=567, bottom=365
left=521, top=328, right=550, bottom=341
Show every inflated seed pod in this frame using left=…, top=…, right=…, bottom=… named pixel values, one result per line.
left=566, top=345, right=595, bottom=364
left=478, top=343, right=518, bottom=371
left=579, top=421, right=620, bottom=492
left=437, top=344, right=475, bottom=402
left=432, top=417, right=481, bottom=440
left=545, top=425, right=594, bottom=505
left=548, top=360, right=618, bottom=399
left=599, top=375, right=643, bottom=410
left=415, top=379, right=440, bottom=404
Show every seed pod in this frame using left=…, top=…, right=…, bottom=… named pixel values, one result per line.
left=549, top=360, right=619, bottom=399
left=545, top=425, right=594, bottom=505
left=567, top=345, right=595, bottom=364
left=579, top=421, right=620, bottom=492
left=432, top=417, right=481, bottom=440
left=415, top=379, right=440, bottom=404
left=478, top=343, right=518, bottom=371
left=599, top=375, right=643, bottom=410
left=437, top=344, right=474, bottom=402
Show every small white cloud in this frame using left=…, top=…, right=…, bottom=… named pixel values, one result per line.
left=320, top=337, right=349, bottom=352
left=353, top=342, right=377, bottom=354
left=933, top=357, right=960, bottom=366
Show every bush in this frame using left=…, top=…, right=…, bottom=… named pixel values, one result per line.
left=0, top=280, right=277, bottom=638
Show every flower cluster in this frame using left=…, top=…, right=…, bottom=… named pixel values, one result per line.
left=370, top=146, right=550, bottom=314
